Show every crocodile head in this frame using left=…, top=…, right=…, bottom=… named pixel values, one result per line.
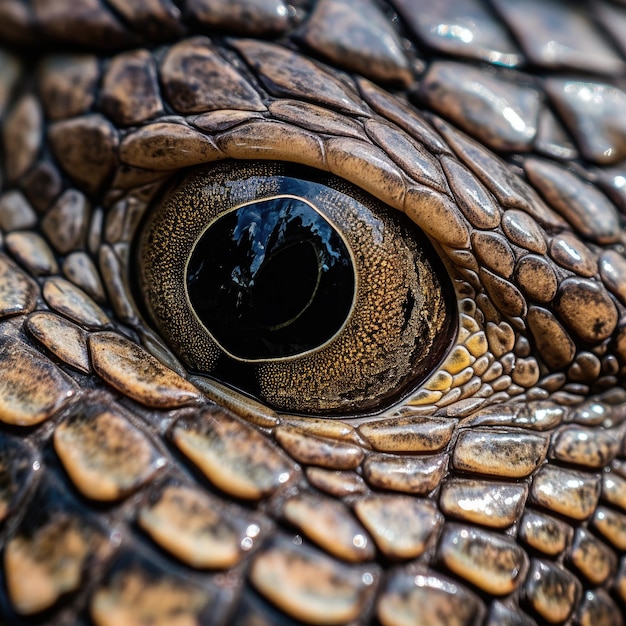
left=1, top=1, right=626, bottom=624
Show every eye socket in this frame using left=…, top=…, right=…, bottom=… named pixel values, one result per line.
left=136, top=161, right=455, bottom=415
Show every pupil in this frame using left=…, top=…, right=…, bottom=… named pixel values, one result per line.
left=186, top=196, right=355, bottom=360
left=252, top=241, right=321, bottom=330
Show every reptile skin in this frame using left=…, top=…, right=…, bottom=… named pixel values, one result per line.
left=1, top=1, right=626, bottom=624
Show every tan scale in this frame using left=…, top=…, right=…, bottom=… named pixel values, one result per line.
left=450, top=366, right=474, bottom=388
left=439, top=478, right=528, bottom=529
left=553, top=277, right=618, bottom=344
left=420, top=62, right=541, bottom=153
left=377, top=569, right=484, bottom=626
left=361, top=452, right=447, bottom=494
left=357, top=415, right=455, bottom=453
left=549, top=230, right=598, bottom=277
left=192, top=108, right=265, bottom=133
left=600, top=249, right=626, bottom=306
left=89, top=331, right=201, bottom=409
left=119, top=122, right=224, bottom=171
left=42, top=276, right=110, bottom=328
left=249, top=537, right=378, bottom=625
left=104, top=194, right=150, bottom=248
left=275, top=426, right=364, bottom=470
left=551, top=424, right=622, bottom=468
left=0, top=336, right=76, bottom=427
left=356, top=78, right=449, bottom=154
left=494, top=0, right=626, bottom=74
left=190, top=375, right=279, bottom=428
left=0, top=252, right=39, bottom=317
left=281, top=415, right=361, bottom=443
left=5, top=513, right=110, bottom=615
left=364, top=118, right=450, bottom=194
left=137, top=484, right=247, bottom=569
left=41, top=189, right=91, bottom=255
left=100, top=49, right=163, bottom=127
left=452, top=428, right=549, bottom=477
left=90, top=567, right=217, bottom=626
left=282, top=494, right=375, bottom=563
left=171, top=409, right=295, bottom=500
left=406, top=388, right=442, bottom=407
left=593, top=506, right=626, bottom=551
left=525, top=157, right=621, bottom=243
left=577, top=590, right=622, bottom=626
left=97, top=244, right=140, bottom=324
left=298, top=0, right=412, bottom=86
left=160, top=37, right=266, bottom=115
left=54, top=406, right=166, bottom=501
left=569, top=527, right=616, bottom=587
left=441, top=157, right=502, bottom=229
left=47, top=114, right=119, bottom=194
left=404, top=185, right=470, bottom=249
left=518, top=509, right=573, bottom=556
left=514, top=253, right=559, bottom=303
left=26, top=311, right=91, bottom=374
left=217, top=120, right=326, bottom=169
left=2, top=94, right=43, bottom=184
left=531, top=465, right=601, bottom=521
left=231, top=39, right=370, bottom=117
left=37, top=53, right=100, bottom=121
left=305, top=467, right=368, bottom=498
left=353, top=495, right=442, bottom=559
left=0, top=190, right=38, bottom=231
left=546, top=77, right=626, bottom=165
left=602, top=471, right=626, bottom=510
left=438, top=523, right=527, bottom=596
left=5, top=231, right=59, bottom=276
left=527, top=305, right=577, bottom=370
left=525, top=559, right=580, bottom=624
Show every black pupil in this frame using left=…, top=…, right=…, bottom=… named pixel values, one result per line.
left=186, top=196, right=355, bottom=360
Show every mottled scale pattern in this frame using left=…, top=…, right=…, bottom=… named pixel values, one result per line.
left=0, top=1, right=626, bottom=625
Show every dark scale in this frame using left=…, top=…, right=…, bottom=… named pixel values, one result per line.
left=186, top=196, right=356, bottom=360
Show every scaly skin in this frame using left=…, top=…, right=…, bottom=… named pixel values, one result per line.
left=1, top=1, right=626, bottom=625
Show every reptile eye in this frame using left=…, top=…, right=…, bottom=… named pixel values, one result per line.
left=136, top=161, right=455, bottom=415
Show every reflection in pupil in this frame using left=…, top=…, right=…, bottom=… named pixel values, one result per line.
left=252, top=241, right=321, bottom=330
left=186, top=196, right=355, bottom=360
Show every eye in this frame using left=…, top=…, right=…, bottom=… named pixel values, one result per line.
left=136, top=160, right=455, bottom=415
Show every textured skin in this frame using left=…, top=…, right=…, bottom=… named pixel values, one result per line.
left=1, top=1, right=626, bottom=625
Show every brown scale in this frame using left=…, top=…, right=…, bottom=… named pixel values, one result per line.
left=0, top=1, right=626, bottom=625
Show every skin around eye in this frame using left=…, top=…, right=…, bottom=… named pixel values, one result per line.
left=136, top=160, right=456, bottom=415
